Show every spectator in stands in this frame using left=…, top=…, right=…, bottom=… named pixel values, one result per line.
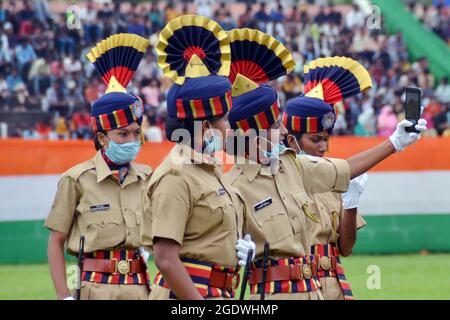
left=433, top=103, right=450, bottom=136
left=345, top=4, right=366, bottom=30
left=6, top=66, right=28, bottom=109
left=435, top=77, right=450, bottom=104
left=84, top=76, right=102, bottom=105
left=127, top=13, right=147, bottom=37
left=0, top=73, right=10, bottom=110
left=46, top=78, right=68, bottom=116
left=70, top=105, right=91, bottom=139
left=81, top=0, right=100, bottom=45
left=148, top=3, right=165, bottom=33
left=196, top=0, right=212, bottom=18
left=377, top=105, right=398, bottom=137
left=0, top=1, right=448, bottom=139
left=141, top=78, right=161, bottom=109
left=142, top=112, right=163, bottom=142
left=254, top=2, right=270, bottom=32
left=15, top=36, right=36, bottom=79
left=54, top=115, right=69, bottom=140
left=28, top=53, right=51, bottom=96
left=66, top=80, right=84, bottom=114
left=36, top=118, right=53, bottom=139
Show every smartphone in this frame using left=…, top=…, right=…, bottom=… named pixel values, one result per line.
left=404, top=86, right=421, bottom=133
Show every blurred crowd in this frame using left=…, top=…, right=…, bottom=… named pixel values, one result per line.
left=0, top=0, right=450, bottom=141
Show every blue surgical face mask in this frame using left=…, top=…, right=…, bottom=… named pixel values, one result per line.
left=289, top=134, right=307, bottom=156
left=262, top=140, right=286, bottom=159
left=104, top=139, right=141, bottom=164
left=204, top=132, right=222, bottom=155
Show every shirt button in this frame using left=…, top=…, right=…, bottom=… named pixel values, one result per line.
left=282, top=196, right=286, bottom=200
left=101, top=221, right=105, bottom=226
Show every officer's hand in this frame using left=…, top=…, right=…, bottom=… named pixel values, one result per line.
left=236, top=234, right=256, bottom=267
left=389, top=119, right=427, bottom=151
left=342, top=173, right=368, bottom=209
left=139, top=247, right=150, bottom=265
left=63, top=296, right=75, bottom=300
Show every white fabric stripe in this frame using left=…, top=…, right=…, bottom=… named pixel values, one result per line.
left=358, top=171, right=450, bottom=215
left=0, top=175, right=60, bottom=221
left=0, top=171, right=450, bottom=221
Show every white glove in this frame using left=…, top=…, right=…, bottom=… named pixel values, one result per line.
left=236, top=234, right=256, bottom=267
left=139, top=247, right=150, bottom=264
left=63, top=296, right=75, bottom=300
left=389, top=119, right=427, bottom=151
left=342, top=173, right=368, bottom=209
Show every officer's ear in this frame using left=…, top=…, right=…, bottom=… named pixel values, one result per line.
left=97, top=131, right=109, bottom=149
left=286, top=134, right=298, bottom=150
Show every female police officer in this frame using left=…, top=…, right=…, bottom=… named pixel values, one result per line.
left=45, top=33, right=152, bottom=300
left=140, top=15, right=250, bottom=300
left=282, top=56, right=372, bottom=299
left=228, top=46, right=427, bottom=299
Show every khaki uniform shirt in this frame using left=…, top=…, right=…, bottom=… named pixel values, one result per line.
left=141, top=144, right=244, bottom=267
left=224, top=150, right=350, bottom=261
left=308, top=191, right=367, bottom=247
left=45, top=150, right=152, bottom=254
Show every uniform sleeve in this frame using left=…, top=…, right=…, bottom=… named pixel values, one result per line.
left=298, top=156, right=351, bottom=194
left=44, top=175, right=78, bottom=235
left=150, top=174, right=191, bottom=246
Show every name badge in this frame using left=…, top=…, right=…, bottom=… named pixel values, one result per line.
left=90, top=204, right=110, bottom=212
left=253, top=197, right=272, bottom=211
left=217, top=188, right=226, bottom=196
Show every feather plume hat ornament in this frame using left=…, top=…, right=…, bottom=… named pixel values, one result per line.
left=227, top=28, right=296, bottom=132
left=86, top=33, right=150, bottom=131
left=157, top=15, right=232, bottom=120
left=283, top=56, right=373, bottom=134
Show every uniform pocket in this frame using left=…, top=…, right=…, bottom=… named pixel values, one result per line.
left=205, top=194, right=234, bottom=231
left=253, top=206, right=291, bottom=244
left=79, top=209, right=126, bottom=248
left=192, top=194, right=233, bottom=234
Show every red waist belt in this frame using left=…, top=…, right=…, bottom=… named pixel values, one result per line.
left=311, top=244, right=354, bottom=300
left=249, top=255, right=320, bottom=295
left=81, top=248, right=149, bottom=285
left=154, top=258, right=240, bottom=299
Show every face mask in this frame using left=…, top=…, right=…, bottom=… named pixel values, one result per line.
left=204, top=123, right=222, bottom=155
left=288, top=134, right=307, bottom=156
left=104, top=139, right=141, bottom=164
left=261, top=139, right=286, bottom=159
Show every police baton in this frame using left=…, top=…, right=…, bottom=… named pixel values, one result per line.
left=239, top=248, right=254, bottom=300
left=76, top=235, right=85, bottom=300
left=260, top=242, right=270, bottom=301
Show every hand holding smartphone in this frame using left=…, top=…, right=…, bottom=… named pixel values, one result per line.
left=404, top=86, right=422, bottom=133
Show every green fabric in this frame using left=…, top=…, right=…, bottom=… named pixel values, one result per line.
left=1, top=214, right=450, bottom=263
left=372, top=0, right=450, bottom=81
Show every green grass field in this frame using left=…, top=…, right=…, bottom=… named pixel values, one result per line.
left=1, top=254, right=449, bottom=300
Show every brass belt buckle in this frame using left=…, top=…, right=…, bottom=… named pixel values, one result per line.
left=319, top=256, right=331, bottom=271
left=302, top=264, right=312, bottom=279
left=114, top=258, right=131, bottom=275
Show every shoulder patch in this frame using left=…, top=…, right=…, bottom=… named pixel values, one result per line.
left=148, top=156, right=184, bottom=188
left=223, top=165, right=243, bottom=185
left=64, top=158, right=96, bottom=181
left=133, top=163, right=153, bottom=177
